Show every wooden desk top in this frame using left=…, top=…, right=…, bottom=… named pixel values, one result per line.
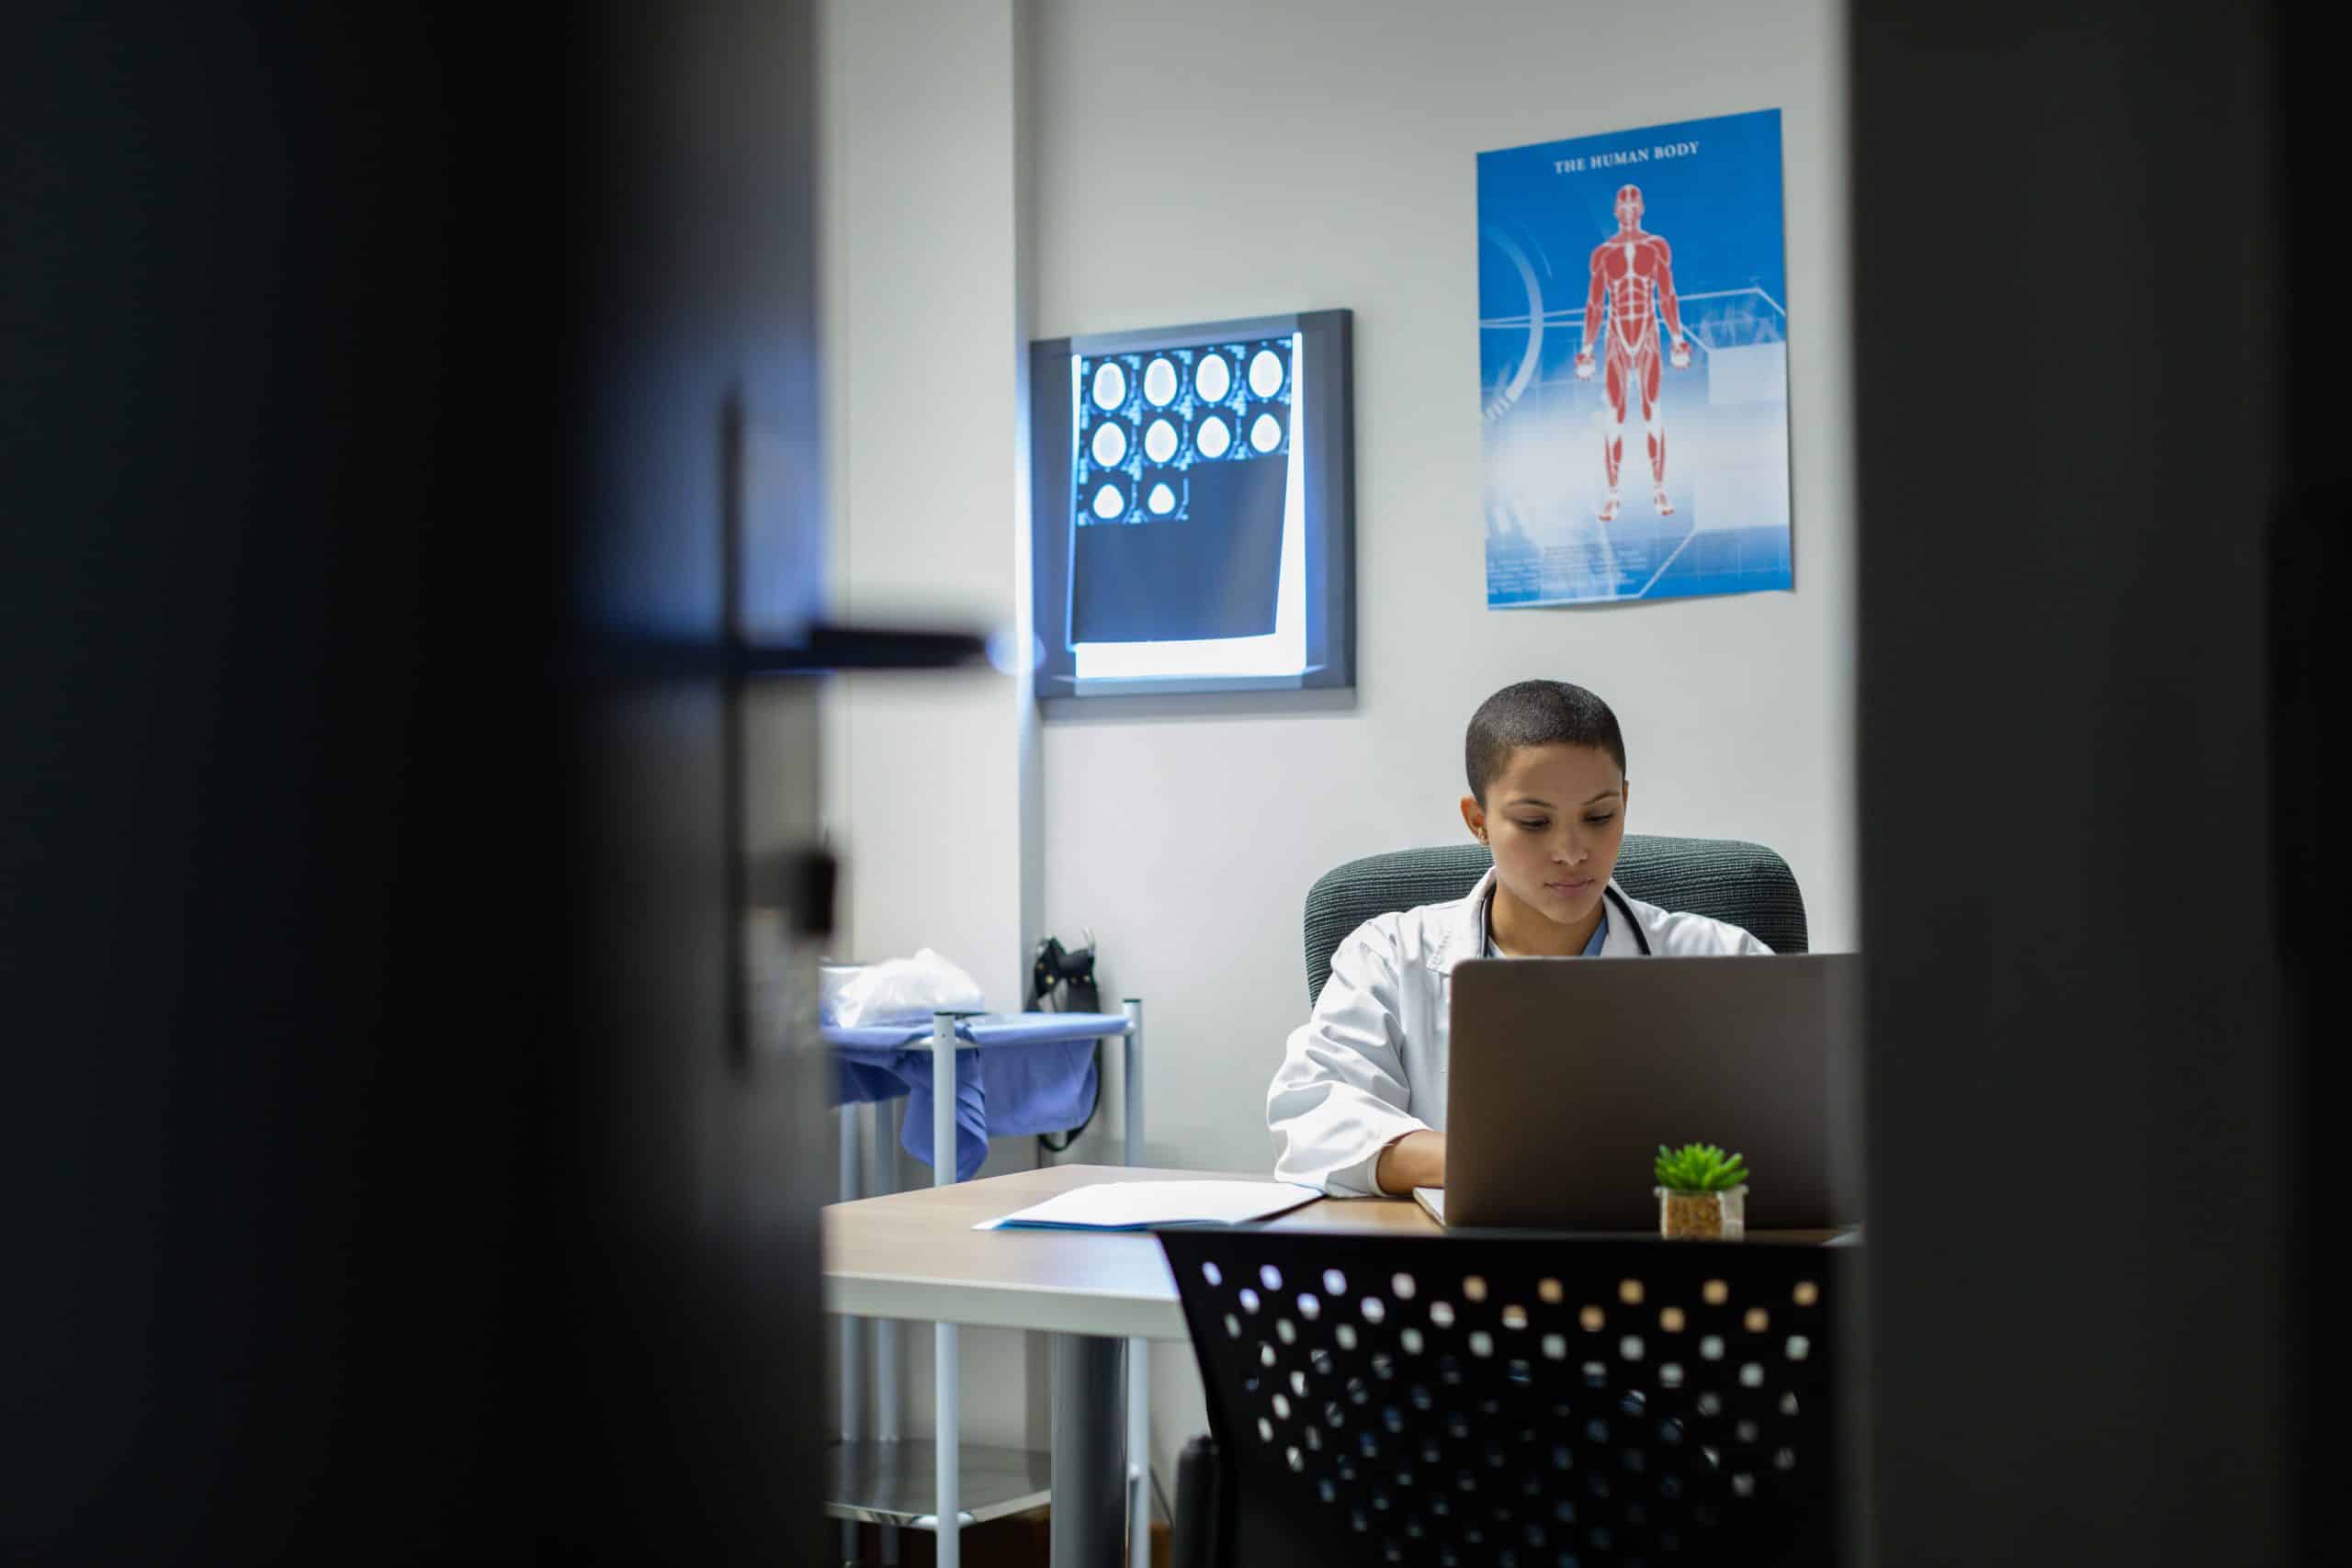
left=822, top=1164, right=1847, bottom=1340
left=822, top=1164, right=1435, bottom=1341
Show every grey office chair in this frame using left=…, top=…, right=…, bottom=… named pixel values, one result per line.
left=1303, top=837, right=1808, bottom=1007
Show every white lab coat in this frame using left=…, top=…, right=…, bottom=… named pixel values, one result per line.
left=1267, top=866, right=1770, bottom=1196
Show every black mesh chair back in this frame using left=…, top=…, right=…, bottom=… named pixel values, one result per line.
left=1302, top=838, right=1809, bottom=1007
left=1162, top=1229, right=1848, bottom=1568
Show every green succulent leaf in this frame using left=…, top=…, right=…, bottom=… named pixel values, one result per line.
left=1655, top=1140, right=1754, bottom=1193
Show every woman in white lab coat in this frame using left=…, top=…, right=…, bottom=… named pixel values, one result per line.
left=1267, top=681, right=1768, bottom=1197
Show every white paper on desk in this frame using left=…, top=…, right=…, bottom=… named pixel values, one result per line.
left=974, top=1180, right=1318, bottom=1232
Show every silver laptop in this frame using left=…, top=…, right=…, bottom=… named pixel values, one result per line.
left=1420, top=954, right=1863, bottom=1232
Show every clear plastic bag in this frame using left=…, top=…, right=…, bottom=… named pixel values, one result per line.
left=827, top=947, right=984, bottom=1027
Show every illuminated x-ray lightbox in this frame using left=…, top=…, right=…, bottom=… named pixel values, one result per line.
left=1028, top=310, right=1353, bottom=704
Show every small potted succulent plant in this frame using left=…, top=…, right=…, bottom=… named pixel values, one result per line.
left=1655, top=1143, right=1749, bottom=1240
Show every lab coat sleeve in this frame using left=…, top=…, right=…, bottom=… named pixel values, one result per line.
left=1268, top=920, right=1430, bottom=1197
left=1648, top=908, right=1775, bottom=956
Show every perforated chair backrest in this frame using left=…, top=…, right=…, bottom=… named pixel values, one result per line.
left=1161, top=1229, right=1849, bottom=1568
left=1302, top=837, right=1808, bottom=1007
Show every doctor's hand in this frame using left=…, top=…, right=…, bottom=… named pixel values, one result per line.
left=1375, top=1130, right=1447, bottom=1195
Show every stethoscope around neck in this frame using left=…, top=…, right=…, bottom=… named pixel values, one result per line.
left=1606, top=884, right=1656, bottom=955
left=1482, top=878, right=1655, bottom=956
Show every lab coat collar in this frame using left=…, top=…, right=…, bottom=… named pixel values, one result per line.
left=1430, top=867, right=1499, bottom=975
left=1432, top=866, right=1644, bottom=972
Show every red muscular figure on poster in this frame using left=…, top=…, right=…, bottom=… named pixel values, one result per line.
left=1574, top=184, right=1691, bottom=522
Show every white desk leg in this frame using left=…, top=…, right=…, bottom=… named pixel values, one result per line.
left=1122, top=999, right=1148, bottom=1568
left=838, top=1104, right=864, bottom=1442
left=1051, top=1336, right=1127, bottom=1567
left=1125, top=1341, right=1149, bottom=1568
left=838, top=1104, right=863, bottom=1564
left=931, top=1012, right=959, bottom=1568
left=873, top=1100, right=902, bottom=1444
left=871, top=1100, right=902, bottom=1565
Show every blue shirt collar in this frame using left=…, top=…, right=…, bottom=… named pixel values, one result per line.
left=1480, top=887, right=1611, bottom=957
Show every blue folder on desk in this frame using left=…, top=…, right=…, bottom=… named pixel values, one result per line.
left=828, top=1012, right=1126, bottom=1180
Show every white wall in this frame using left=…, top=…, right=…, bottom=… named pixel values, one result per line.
left=1029, top=0, right=1857, bottom=1488
left=818, top=0, right=1051, bottom=1453
left=820, top=0, right=1855, bottom=1505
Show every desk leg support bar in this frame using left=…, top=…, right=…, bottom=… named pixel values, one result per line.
left=931, top=1012, right=960, bottom=1568
left=1052, top=1335, right=1127, bottom=1568
left=1121, top=998, right=1150, bottom=1568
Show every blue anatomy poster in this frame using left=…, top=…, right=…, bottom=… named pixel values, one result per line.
left=1478, top=108, right=1792, bottom=606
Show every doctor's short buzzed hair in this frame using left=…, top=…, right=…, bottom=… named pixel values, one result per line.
left=1465, top=681, right=1627, bottom=802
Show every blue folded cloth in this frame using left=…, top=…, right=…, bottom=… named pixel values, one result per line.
left=828, top=1012, right=1127, bottom=1180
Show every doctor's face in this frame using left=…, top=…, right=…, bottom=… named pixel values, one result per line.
left=1465, top=743, right=1629, bottom=931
